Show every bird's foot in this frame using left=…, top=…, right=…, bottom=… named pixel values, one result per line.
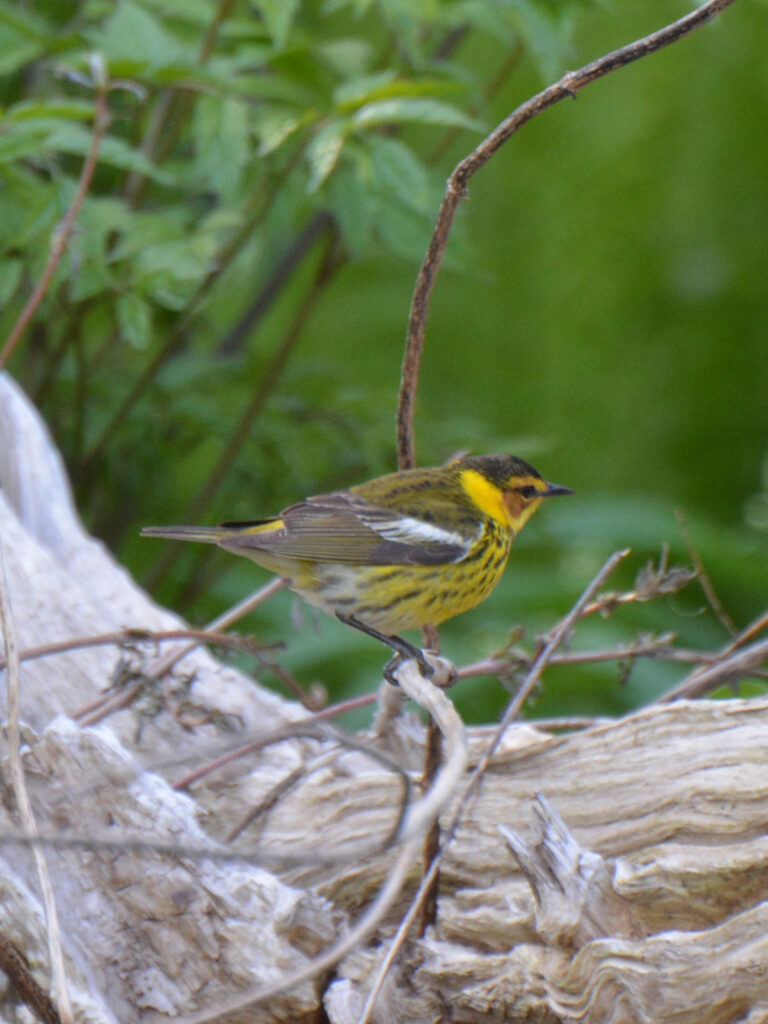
left=383, top=650, right=457, bottom=688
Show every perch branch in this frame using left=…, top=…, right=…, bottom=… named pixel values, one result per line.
left=357, top=549, right=629, bottom=1023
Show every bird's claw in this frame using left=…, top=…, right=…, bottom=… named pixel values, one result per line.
left=383, top=650, right=457, bottom=688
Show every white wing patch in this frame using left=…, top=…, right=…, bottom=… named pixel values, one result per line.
left=360, top=511, right=477, bottom=552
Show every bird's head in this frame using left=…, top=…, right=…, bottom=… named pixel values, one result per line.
left=454, top=453, right=573, bottom=532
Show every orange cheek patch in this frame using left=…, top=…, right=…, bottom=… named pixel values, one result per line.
left=502, top=492, right=526, bottom=519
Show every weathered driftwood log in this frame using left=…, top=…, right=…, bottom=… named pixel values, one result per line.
left=1, top=371, right=767, bottom=1024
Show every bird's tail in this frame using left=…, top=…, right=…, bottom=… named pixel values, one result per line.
left=141, top=525, right=231, bottom=545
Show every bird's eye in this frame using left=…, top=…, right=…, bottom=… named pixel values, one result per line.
left=515, top=484, right=539, bottom=499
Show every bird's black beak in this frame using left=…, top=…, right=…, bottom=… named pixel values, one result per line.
left=542, top=482, right=574, bottom=498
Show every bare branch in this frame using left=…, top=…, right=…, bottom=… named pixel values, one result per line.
left=659, top=636, right=768, bottom=703
left=0, top=627, right=274, bottom=672
left=397, top=0, right=739, bottom=468
left=676, top=509, right=738, bottom=634
left=0, top=62, right=110, bottom=370
left=73, top=578, right=288, bottom=726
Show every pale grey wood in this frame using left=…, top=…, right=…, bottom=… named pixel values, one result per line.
left=1, top=371, right=767, bottom=1024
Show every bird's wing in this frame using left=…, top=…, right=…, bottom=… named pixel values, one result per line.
left=220, top=492, right=477, bottom=566
left=351, top=499, right=479, bottom=563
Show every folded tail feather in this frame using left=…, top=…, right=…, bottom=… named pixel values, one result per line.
left=141, top=525, right=233, bottom=544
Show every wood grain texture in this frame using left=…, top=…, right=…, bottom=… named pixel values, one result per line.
left=1, top=371, right=767, bottom=1023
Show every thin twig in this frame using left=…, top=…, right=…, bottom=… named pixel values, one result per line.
left=224, top=747, right=341, bottom=843
left=0, top=64, right=110, bottom=370
left=393, top=658, right=468, bottom=841
left=0, top=932, right=61, bottom=1024
left=579, top=551, right=693, bottom=617
left=427, top=41, right=525, bottom=166
left=472, top=714, right=606, bottom=736
left=658, top=636, right=768, bottom=703
left=396, top=0, right=739, bottom=469
left=416, top=621, right=443, bottom=933
left=74, top=578, right=287, bottom=726
left=472, top=551, right=628, bottom=762
left=0, top=540, right=71, bottom=1022
left=214, top=720, right=413, bottom=850
left=457, top=638, right=716, bottom=679
left=419, top=719, right=442, bottom=935
left=171, top=689, right=383, bottom=791
left=726, top=609, right=768, bottom=652
left=0, top=627, right=272, bottom=672
left=676, top=510, right=738, bottom=635
left=175, top=719, right=413, bottom=854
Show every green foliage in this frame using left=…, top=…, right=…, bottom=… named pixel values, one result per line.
left=1, top=0, right=767, bottom=722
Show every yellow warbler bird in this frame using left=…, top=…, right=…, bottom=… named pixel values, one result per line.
left=143, top=453, right=571, bottom=674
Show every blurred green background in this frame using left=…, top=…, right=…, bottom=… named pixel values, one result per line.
left=1, top=0, right=766, bottom=723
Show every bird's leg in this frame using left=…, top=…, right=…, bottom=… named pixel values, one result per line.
left=335, top=613, right=434, bottom=685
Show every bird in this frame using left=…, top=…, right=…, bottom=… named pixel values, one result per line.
left=142, top=453, right=572, bottom=679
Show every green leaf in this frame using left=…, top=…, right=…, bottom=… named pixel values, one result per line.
left=365, top=136, right=434, bottom=214
left=376, top=197, right=433, bottom=260
left=107, top=208, right=189, bottom=265
left=5, top=99, right=97, bottom=122
left=0, top=117, right=168, bottom=179
left=0, top=257, right=22, bottom=305
left=0, top=37, right=43, bottom=75
left=134, top=236, right=219, bottom=310
left=0, top=165, right=56, bottom=247
left=0, top=0, right=73, bottom=73
left=505, top=0, right=577, bottom=81
left=43, top=123, right=173, bottom=181
left=334, top=71, right=460, bottom=111
left=0, top=124, right=50, bottom=164
left=315, top=38, right=373, bottom=79
left=352, top=97, right=484, bottom=132
left=324, top=138, right=437, bottom=260
left=67, top=196, right=128, bottom=301
left=95, top=0, right=190, bottom=67
left=322, top=0, right=375, bottom=13
left=256, top=0, right=300, bottom=49
left=446, top=1, right=517, bottom=44
left=333, top=70, right=398, bottom=109
left=192, top=94, right=251, bottom=199
left=326, top=164, right=375, bottom=258
left=306, top=119, right=347, bottom=192
left=254, top=107, right=307, bottom=157
left=116, top=291, right=153, bottom=349
left=139, top=0, right=218, bottom=28
left=0, top=0, right=50, bottom=41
